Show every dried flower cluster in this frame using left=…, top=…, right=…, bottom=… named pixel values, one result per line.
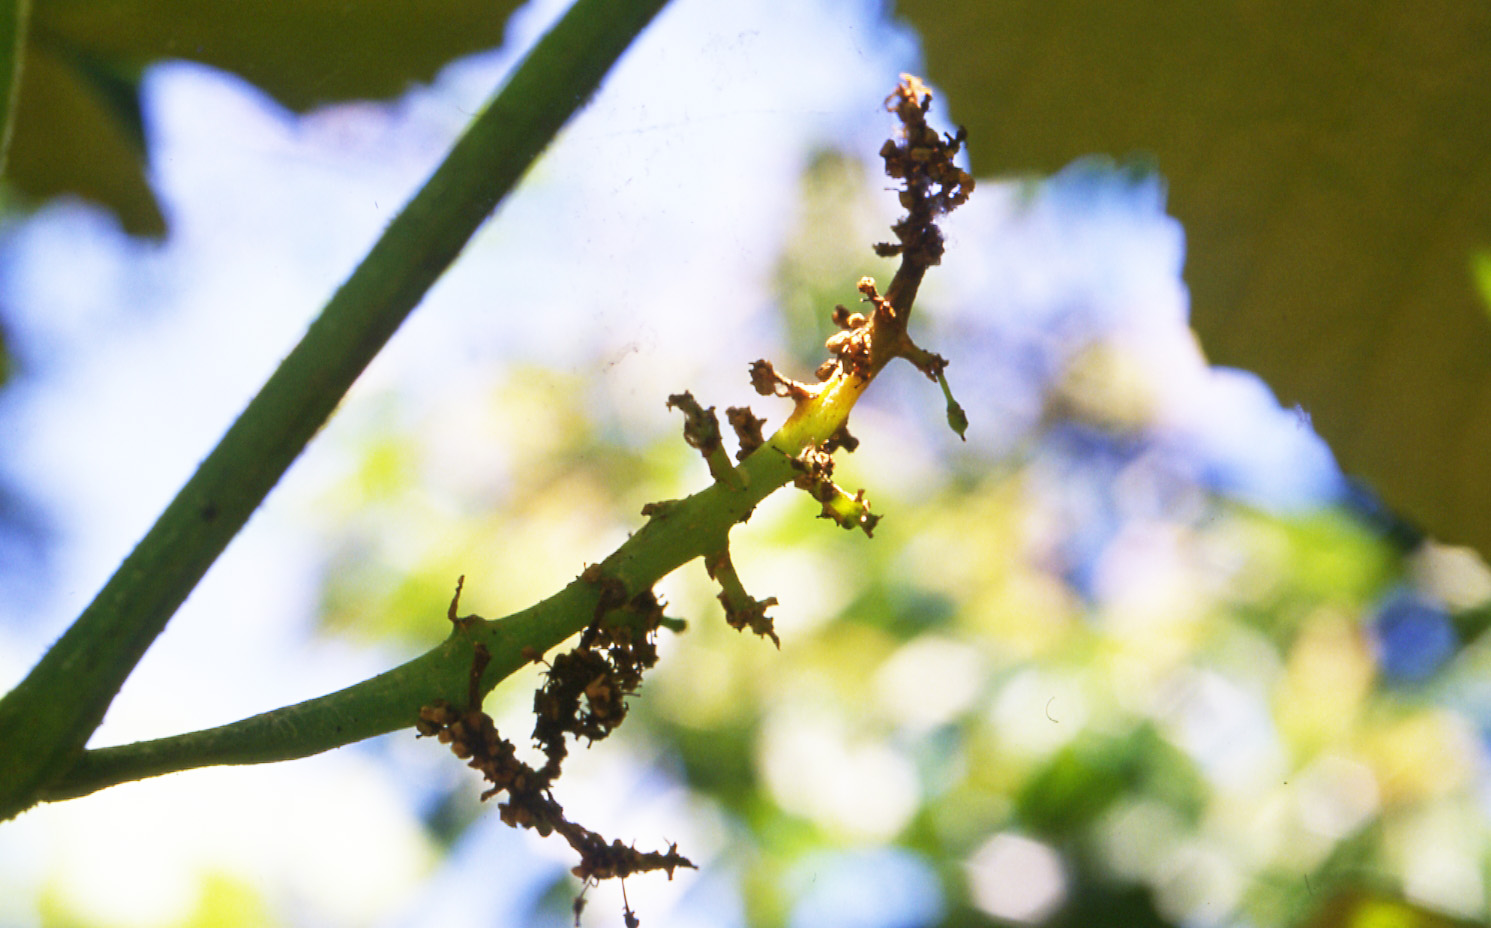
left=874, top=73, right=975, bottom=268
left=417, top=577, right=692, bottom=912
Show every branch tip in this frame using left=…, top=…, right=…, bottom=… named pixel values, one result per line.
left=749, top=359, right=817, bottom=405
left=668, top=392, right=744, bottom=488
left=446, top=574, right=483, bottom=631
left=705, top=549, right=780, bottom=646
left=448, top=575, right=466, bottom=623
left=937, top=369, right=969, bottom=440
left=791, top=446, right=879, bottom=536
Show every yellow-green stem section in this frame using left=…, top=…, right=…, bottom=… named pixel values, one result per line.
left=773, top=372, right=872, bottom=452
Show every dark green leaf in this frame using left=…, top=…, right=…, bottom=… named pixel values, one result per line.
left=7, top=42, right=162, bottom=234
left=897, top=0, right=1491, bottom=559
left=7, top=0, right=523, bottom=234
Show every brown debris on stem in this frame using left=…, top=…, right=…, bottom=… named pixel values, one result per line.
left=875, top=74, right=974, bottom=274
left=725, top=406, right=767, bottom=460
left=417, top=579, right=694, bottom=920
left=749, top=359, right=817, bottom=404
left=842, top=75, right=973, bottom=385
left=822, top=423, right=859, bottom=454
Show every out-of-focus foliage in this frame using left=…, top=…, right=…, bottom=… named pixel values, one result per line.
left=7, top=0, right=520, bottom=237
left=308, top=153, right=1491, bottom=928
left=895, top=0, right=1491, bottom=563
left=1301, top=890, right=1486, bottom=928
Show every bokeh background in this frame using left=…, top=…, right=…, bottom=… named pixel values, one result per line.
left=3, top=1, right=1490, bottom=926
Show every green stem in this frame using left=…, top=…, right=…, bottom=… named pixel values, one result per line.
left=37, top=388, right=846, bottom=803
left=0, top=0, right=30, bottom=174
left=41, top=581, right=603, bottom=802
left=0, top=0, right=673, bottom=822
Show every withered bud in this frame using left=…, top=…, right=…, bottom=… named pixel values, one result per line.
left=725, top=406, right=766, bottom=460
left=666, top=392, right=723, bottom=456
left=824, top=424, right=859, bottom=454
left=748, top=359, right=779, bottom=397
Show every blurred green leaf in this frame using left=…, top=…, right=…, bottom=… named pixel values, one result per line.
left=1474, top=249, right=1491, bottom=318
left=897, top=0, right=1491, bottom=560
left=1301, top=890, right=1485, bottom=928
left=181, top=872, right=274, bottom=928
left=1050, top=879, right=1172, bottom=928
left=8, top=0, right=521, bottom=235
left=7, top=41, right=161, bottom=234
left=1015, top=725, right=1205, bottom=839
left=669, top=719, right=760, bottom=813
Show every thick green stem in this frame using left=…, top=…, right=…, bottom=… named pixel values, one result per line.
left=0, top=0, right=29, bottom=173
left=40, top=581, right=603, bottom=802
left=0, top=0, right=673, bottom=822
